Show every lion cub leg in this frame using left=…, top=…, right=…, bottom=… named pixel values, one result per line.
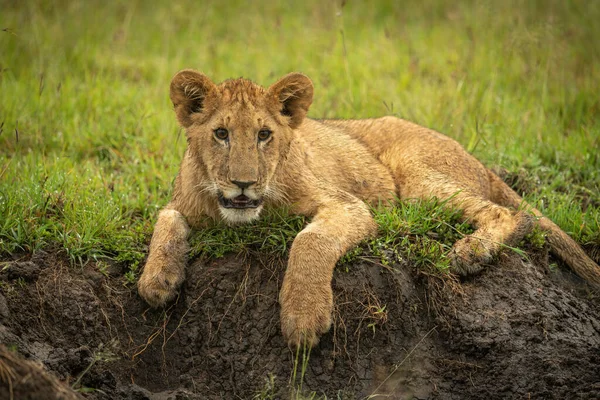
left=138, top=208, right=191, bottom=307
left=449, top=195, right=534, bottom=275
left=280, top=197, right=377, bottom=347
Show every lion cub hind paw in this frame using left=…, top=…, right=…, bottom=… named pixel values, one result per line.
left=450, top=257, right=485, bottom=276
left=449, top=236, right=493, bottom=276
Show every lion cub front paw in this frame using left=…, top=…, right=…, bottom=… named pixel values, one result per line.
left=137, top=264, right=184, bottom=308
left=279, top=283, right=333, bottom=348
left=449, top=235, right=493, bottom=276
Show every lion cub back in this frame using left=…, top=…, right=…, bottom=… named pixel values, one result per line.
left=294, top=119, right=397, bottom=205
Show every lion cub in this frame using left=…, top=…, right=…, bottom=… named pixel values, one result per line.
left=138, top=70, right=600, bottom=347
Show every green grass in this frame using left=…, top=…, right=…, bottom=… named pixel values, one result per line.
left=337, top=199, right=474, bottom=273
left=189, top=208, right=306, bottom=260
left=1, top=0, right=599, bottom=277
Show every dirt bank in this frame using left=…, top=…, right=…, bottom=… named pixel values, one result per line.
left=1, top=246, right=599, bottom=399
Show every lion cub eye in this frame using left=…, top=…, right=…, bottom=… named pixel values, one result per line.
left=258, top=129, right=272, bottom=141
left=214, top=128, right=229, bottom=141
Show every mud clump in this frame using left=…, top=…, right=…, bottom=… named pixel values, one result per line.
left=1, top=248, right=599, bottom=399
left=0, top=345, right=82, bottom=400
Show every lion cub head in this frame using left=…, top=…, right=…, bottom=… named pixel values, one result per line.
left=170, top=70, right=313, bottom=224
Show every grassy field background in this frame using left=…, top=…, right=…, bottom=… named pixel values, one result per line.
left=1, top=0, right=599, bottom=277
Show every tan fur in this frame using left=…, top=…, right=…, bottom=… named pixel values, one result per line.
left=138, top=70, right=600, bottom=347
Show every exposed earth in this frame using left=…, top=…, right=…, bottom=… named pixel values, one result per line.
left=1, top=240, right=599, bottom=399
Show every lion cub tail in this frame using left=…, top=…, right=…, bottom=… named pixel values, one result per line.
left=488, top=170, right=600, bottom=288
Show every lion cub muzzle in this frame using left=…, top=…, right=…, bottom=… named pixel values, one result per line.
left=220, top=180, right=263, bottom=208
left=217, top=184, right=265, bottom=224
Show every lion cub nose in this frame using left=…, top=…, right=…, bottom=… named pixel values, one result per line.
left=231, top=180, right=256, bottom=190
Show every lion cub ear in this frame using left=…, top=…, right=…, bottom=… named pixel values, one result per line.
left=267, top=73, right=313, bottom=129
left=170, top=70, right=217, bottom=128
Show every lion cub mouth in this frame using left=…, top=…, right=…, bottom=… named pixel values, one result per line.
left=218, top=193, right=263, bottom=209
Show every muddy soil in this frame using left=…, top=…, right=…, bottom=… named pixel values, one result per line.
left=1, top=245, right=599, bottom=399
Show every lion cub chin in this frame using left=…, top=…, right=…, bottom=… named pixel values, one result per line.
left=218, top=204, right=263, bottom=225
left=137, top=69, right=600, bottom=348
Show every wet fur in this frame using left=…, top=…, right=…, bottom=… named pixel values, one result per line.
left=138, top=70, right=600, bottom=347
